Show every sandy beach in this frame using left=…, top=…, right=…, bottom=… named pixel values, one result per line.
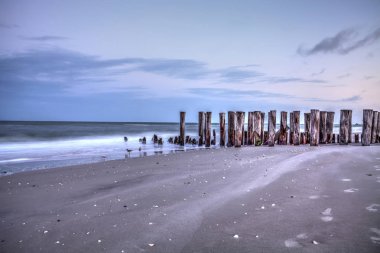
left=1, top=145, right=380, bottom=252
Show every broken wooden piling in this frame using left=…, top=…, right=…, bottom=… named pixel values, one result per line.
left=304, top=113, right=311, bottom=144
left=293, top=111, right=300, bottom=145
left=319, top=111, right=327, bottom=144
left=268, top=110, right=276, bottom=147
left=228, top=111, right=236, bottom=147
left=205, top=112, right=212, bottom=147
left=339, top=110, right=352, bottom=145
left=180, top=111, right=186, bottom=146
left=219, top=112, right=226, bottom=147
left=310, top=109, right=320, bottom=146
left=254, top=111, right=263, bottom=146
left=248, top=112, right=254, bottom=145
left=326, top=112, right=335, bottom=144
left=371, top=111, right=378, bottom=144
left=235, top=111, right=245, bottom=147
left=261, top=112, right=265, bottom=143
left=278, top=111, right=287, bottom=145
left=362, top=109, right=373, bottom=146
left=289, top=112, right=294, bottom=145
left=198, top=112, right=205, bottom=146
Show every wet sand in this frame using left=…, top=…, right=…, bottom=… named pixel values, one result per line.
left=1, top=145, right=380, bottom=252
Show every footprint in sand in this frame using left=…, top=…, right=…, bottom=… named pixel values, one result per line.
left=370, top=228, right=380, bottom=245
left=344, top=188, right=359, bottom=193
left=320, top=208, right=333, bottom=222
left=366, top=204, right=380, bottom=212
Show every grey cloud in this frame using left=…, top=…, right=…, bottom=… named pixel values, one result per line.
left=298, top=27, right=380, bottom=56
left=187, top=88, right=295, bottom=99
left=306, top=95, right=361, bottom=103
left=20, top=35, right=69, bottom=41
left=264, top=77, right=326, bottom=84
left=311, top=68, right=325, bottom=76
left=337, top=73, right=350, bottom=79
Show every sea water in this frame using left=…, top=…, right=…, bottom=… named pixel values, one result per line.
left=0, top=121, right=361, bottom=175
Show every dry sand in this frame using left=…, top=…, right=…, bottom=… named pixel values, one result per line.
left=1, top=145, right=380, bottom=252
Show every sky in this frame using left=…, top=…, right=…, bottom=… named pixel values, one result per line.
left=0, top=0, right=379, bottom=123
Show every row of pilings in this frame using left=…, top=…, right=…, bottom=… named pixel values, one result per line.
left=178, top=109, right=380, bottom=147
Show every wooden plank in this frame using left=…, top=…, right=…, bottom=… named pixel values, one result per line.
left=339, top=110, right=352, bottom=145
left=319, top=111, right=327, bottom=144
left=268, top=110, right=276, bottom=147
left=310, top=109, right=320, bottom=146
left=293, top=111, right=300, bottom=145
left=205, top=112, right=212, bottom=147
left=304, top=113, right=311, bottom=144
left=253, top=111, right=263, bottom=146
left=235, top=111, right=245, bottom=147
left=362, top=109, right=373, bottom=146
left=371, top=111, right=378, bottom=143
left=247, top=112, right=254, bottom=145
left=289, top=112, right=294, bottom=144
left=326, top=111, right=335, bottom=144
left=227, top=111, right=236, bottom=147
left=198, top=112, right=205, bottom=146
left=219, top=112, right=226, bottom=147
left=180, top=111, right=186, bottom=146
left=278, top=111, right=287, bottom=145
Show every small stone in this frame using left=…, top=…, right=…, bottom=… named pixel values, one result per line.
left=56, top=241, right=60, bottom=244
left=233, top=234, right=239, bottom=239
left=148, top=243, right=155, bottom=247
left=312, top=240, right=319, bottom=245
left=98, top=239, right=102, bottom=243
left=44, top=230, right=48, bottom=234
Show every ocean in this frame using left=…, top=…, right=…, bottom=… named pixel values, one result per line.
left=0, top=121, right=361, bottom=175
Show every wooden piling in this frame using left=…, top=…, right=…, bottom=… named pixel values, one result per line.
left=180, top=111, right=186, bottom=146
left=371, top=111, right=378, bottom=144
left=304, top=113, right=311, bottom=144
left=339, top=110, right=352, bottom=145
left=326, top=112, right=335, bottom=144
left=205, top=112, right=212, bottom=147
left=310, top=109, right=320, bottom=146
left=254, top=111, right=263, bottom=146
left=219, top=112, right=226, bottom=147
left=319, top=111, right=327, bottom=144
left=293, top=111, right=300, bottom=145
left=227, top=111, right=236, bottom=147
left=289, top=112, right=294, bottom=144
left=198, top=112, right=205, bottom=146
left=362, top=109, right=373, bottom=146
left=268, top=110, right=276, bottom=147
left=377, top=115, right=380, bottom=143
left=212, top=129, right=216, bottom=145
left=248, top=112, right=254, bottom=145
left=261, top=112, right=265, bottom=143
left=278, top=111, right=287, bottom=145
left=300, top=132, right=305, bottom=144
left=235, top=111, right=245, bottom=147
left=355, top=133, right=359, bottom=143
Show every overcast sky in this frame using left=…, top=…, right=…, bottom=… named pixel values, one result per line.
left=0, top=0, right=379, bottom=123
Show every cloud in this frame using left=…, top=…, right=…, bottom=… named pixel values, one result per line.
left=306, top=95, right=361, bottom=103
left=298, top=27, right=380, bottom=56
left=186, top=88, right=295, bottom=100
left=337, top=73, right=350, bottom=79
left=19, top=35, right=68, bottom=41
left=0, top=23, right=19, bottom=29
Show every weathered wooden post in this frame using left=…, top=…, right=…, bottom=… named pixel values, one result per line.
left=362, top=109, right=373, bottom=146
left=319, top=111, right=327, bottom=144
left=310, top=109, right=320, bottom=146
left=253, top=111, right=262, bottom=146
left=326, top=111, right=335, bottom=144
left=248, top=112, right=254, bottom=145
left=278, top=111, right=287, bottom=145
left=289, top=112, right=294, bottom=144
left=354, top=133, right=359, bottom=143
left=227, top=111, right=235, bottom=147
left=261, top=112, right=265, bottom=142
left=300, top=132, right=305, bottom=144
left=268, top=110, right=276, bottom=147
left=339, top=110, right=352, bottom=145
left=212, top=129, right=216, bottom=145
left=205, top=112, right=212, bottom=147
left=180, top=111, right=186, bottom=146
left=304, top=113, right=311, bottom=144
left=235, top=111, right=245, bottom=147
left=371, top=111, right=378, bottom=144
left=332, top=134, right=336, bottom=143
left=293, top=111, right=300, bottom=145
left=198, top=112, right=205, bottom=146
left=219, top=112, right=226, bottom=147
left=377, top=115, right=380, bottom=143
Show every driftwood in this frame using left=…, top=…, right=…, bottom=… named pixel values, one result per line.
left=198, top=112, right=205, bottom=146
left=180, top=112, right=186, bottom=146
left=278, top=111, right=287, bottom=145
left=205, top=112, right=212, bottom=147
left=304, top=113, right=311, bottom=144
left=219, top=112, right=226, bottom=147
left=248, top=112, right=254, bottom=145
left=310, top=109, right=320, bottom=146
left=362, top=109, right=373, bottom=146
left=293, top=111, right=300, bottom=145
left=227, top=111, right=235, bottom=147
left=235, top=111, right=245, bottom=147
left=326, top=112, right=335, bottom=143
left=371, top=111, right=378, bottom=144
left=339, top=110, right=352, bottom=145
left=253, top=111, right=262, bottom=146
left=319, top=111, right=327, bottom=144
left=268, top=110, right=276, bottom=147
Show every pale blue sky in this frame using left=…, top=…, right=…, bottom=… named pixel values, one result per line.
left=1, top=0, right=379, bottom=122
